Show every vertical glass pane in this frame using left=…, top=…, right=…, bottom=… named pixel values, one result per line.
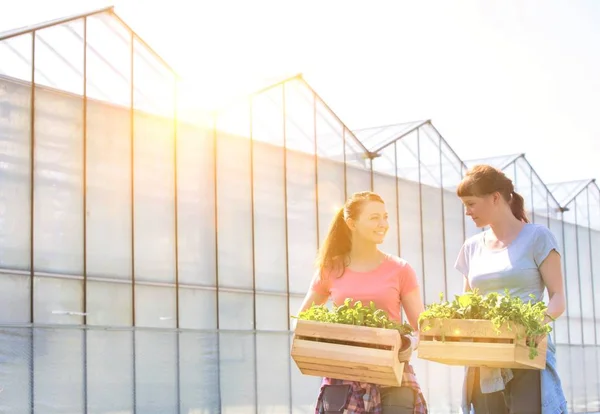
left=287, top=150, right=318, bottom=295
left=0, top=327, right=31, bottom=412
left=176, top=120, right=216, bottom=286
left=85, top=13, right=132, bottom=106
left=316, top=99, right=345, bottom=243
left=548, top=214, right=569, bottom=344
left=372, top=144, right=399, bottom=256
left=219, top=292, right=254, bottom=330
left=86, top=280, right=132, bottom=327
left=179, top=331, right=220, bottom=412
left=419, top=127, right=444, bottom=305
left=441, top=141, right=465, bottom=298
left=33, top=328, right=84, bottom=413
left=0, top=33, right=33, bottom=82
left=178, top=288, right=217, bottom=330
left=134, top=285, right=176, bottom=328
left=219, top=332, right=256, bottom=413
left=256, top=294, right=288, bottom=331
left=396, top=132, right=424, bottom=297
left=87, top=329, right=134, bottom=413
left=85, top=17, right=132, bottom=280
left=0, top=33, right=32, bottom=272
left=589, top=185, right=600, bottom=344
left=133, top=38, right=176, bottom=284
left=563, top=208, right=582, bottom=344
left=135, top=330, right=178, bottom=412
left=575, top=191, right=595, bottom=345
left=216, top=102, right=252, bottom=289
left=286, top=82, right=318, bottom=296
left=33, top=24, right=84, bottom=276
left=0, top=273, right=30, bottom=323
left=252, top=86, right=287, bottom=292
left=33, top=277, right=83, bottom=325
left=256, top=332, right=291, bottom=413
left=532, top=173, right=550, bottom=226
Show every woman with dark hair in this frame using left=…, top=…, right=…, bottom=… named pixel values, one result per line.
left=454, top=165, right=568, bottom=414
left=298, top=191, right=428, bottom=414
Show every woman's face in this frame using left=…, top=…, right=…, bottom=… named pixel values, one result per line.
left=348, top=200, right=389, bottom=244
left=460, top=193, right=498, bottom=228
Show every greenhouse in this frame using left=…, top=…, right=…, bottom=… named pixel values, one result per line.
left=0, top=5, right=598, bottom=414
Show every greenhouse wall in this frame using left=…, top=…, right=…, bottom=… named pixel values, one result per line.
left=0, top=7, right=599, bottom=414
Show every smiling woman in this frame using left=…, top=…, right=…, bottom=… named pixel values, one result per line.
left=297, top=191, right=428, bottom=414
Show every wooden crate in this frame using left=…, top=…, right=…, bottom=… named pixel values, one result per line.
left=418, top=319, right=547, bottom=370
left=291, top=320, right=405, bottom=386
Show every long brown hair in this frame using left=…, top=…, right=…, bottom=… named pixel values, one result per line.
left=315, top=191, right=385, bottom=281
left=457, top=164, right=529, bottom=223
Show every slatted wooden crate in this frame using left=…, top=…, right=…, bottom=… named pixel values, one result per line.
left=418, top=319, right=547, bottom=370
left=291, top=320, right=405, bottom=386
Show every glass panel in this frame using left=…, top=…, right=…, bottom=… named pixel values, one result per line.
left=219, top=291, right=254, bottom=330
left=420, top=127, right=445, bottom=305
left=132, top=38, right=176, bottom=284
left=0, top=33, right=33, bottom=82
left=532, top=173, right=550, bottom=226
left=256, top=294, right=288, bottom=331
left=86, top=280, right=132, bottom=326
left=219, top=332, right=256, bottom=413
left=575, top=191, right=595, bottom=345
left=85, top=19, right=132, bottom=280
left=33, top=277, right=83, bottom=324
left=178, top=288, right=217, bottom=330
left=179, top=331, right=220, bottom=412
left=548, top=215, right=569, bottom=344
left=176, top=120, right=216, bottom=286
left=563, top=208, right=582, bottom=344
left=252, top=86, right=287, bottom=292
left=346, top=128, right=371, bottom=195
left=352, top=120, right=424, bottom=152
left=315, top=98, right=344, bottom=163
left=441, top=140, right=466, bottom=299
left=256, top=332, right=291, bottom=412
left=33, top=328, right=84, bottom=413
left=589, top=185, right=600, bottom=344
left=372, top=145, right=399, bottom=256
left=33, top=31, right=84, bottom=275
left=134, top=285, right=176, bottom=328
left=396, top=134, right=424, bottom=298
left=216, top=102, right=253, bottom=289
left=135, top=330, right=178, bottom=412
left=87, top=329, right=134, bottom=413
left=287, top=149, right=318, bottom=295
left=284, top=78, right=314, bottom=155
left=34, top=20, right=83, bottom=94
left=0, top=327, right=31, bottom=412
left=85, top=13, right=131, bottom=106
left=0, top=34, right=32, bottom=271
left=0, top=273, right=30, bottom=323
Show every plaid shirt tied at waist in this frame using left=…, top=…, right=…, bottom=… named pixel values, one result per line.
left=315, top=363, right=428, bottom=414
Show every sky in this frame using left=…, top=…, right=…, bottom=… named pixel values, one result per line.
left=1, top=0, right=599, bottom=185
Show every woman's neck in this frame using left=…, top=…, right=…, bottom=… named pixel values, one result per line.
left=488, top=212, right=525, bottom=242
left=348, top=238, right=381, bottom=263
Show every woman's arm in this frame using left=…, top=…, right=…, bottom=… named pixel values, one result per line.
left=297, top=289, right=328, bottom=314
left=401, top=288, right=425, bottom=331
left=540, top=250, right=566, bottom=323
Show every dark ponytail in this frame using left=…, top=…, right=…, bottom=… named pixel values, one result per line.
left=315, top=192, right=384, bottom=281
left=510, top=191, right=530, bottom=223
